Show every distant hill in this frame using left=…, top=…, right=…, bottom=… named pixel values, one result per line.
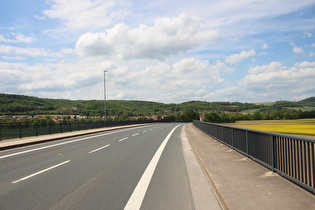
left=299, top=97, right=315, bottom=105
left=0, top=93, right=83, bottom=114
left=0, top=93, right=169, bottom=116
left=0, top=93, right=314, bottom=116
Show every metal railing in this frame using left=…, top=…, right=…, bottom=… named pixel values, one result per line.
left=193, top=120, right=315, bottom=193
left=0, top=120, right=159, bottom=140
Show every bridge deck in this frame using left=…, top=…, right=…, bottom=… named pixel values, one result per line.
left=1, top=123, right=314, bottom=209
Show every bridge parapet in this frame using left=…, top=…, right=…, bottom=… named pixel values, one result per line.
left=193, top=120, right=315, bottom=194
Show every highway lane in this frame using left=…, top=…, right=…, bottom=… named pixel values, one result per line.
left=0, top=123, right=219, bottom=210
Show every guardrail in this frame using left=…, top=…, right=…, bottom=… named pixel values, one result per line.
left=0, top=120, right=160, bottom=140
left=193, top=120, right=315, bottom=194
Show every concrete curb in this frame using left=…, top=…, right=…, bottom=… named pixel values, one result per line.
left=182, top=125, right=222, bottom=210
left=184, top=124, right=228, bottom=210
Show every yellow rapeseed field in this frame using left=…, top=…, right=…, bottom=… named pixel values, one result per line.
left=238, top=124, right=315, bottom=136
left=226, top=119, right=315, bottom=136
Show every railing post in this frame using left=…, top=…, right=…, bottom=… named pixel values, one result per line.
left=60, top=122, right=62, bottom=133
left=221, top=126, right=224, bottom=142
left=69, top=122, right=72, bottom=132
left=35, top=122, right=38, bottom=136
left=231, top=128, right=234, bottom=149
left=49, top=123, right=51, bottom=135
left=311, top=143, right=315, bottom=189
left=246, top=130, right=249, bottom=157
left=271, top=135, right=275, bottom=172
left=19, top=123, right=22, bottom=138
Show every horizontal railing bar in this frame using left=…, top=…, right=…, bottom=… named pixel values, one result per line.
left=194, top=120, right=315, bottom=143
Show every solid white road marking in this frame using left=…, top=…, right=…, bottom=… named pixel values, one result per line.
left=132, top=133, right=139, bottom=136
left=124, top=124, right=182, bottom=210
left=119, top=137, right=129, bottom=142
left=88, top=144, right=110, bottom=154
left=12, top=160, right=71, bottom=184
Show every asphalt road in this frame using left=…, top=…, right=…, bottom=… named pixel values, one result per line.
left=0, top=123, right=220, bottom=210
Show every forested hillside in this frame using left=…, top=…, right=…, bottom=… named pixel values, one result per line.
left=299, top=97, right=315, bottom=105
left=0, top=93, right=314, bottom=117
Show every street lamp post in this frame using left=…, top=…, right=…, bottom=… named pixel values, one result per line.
left=104, top=70, right=108, bottom=122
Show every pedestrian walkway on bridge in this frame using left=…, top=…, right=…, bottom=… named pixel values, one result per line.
left=185, top=123, right=314, bottom=210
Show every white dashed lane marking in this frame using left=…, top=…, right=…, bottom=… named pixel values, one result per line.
left=119, top=137, right=129, bottom=142
left=88, top=144, right=110, bottom=154
left=12, top=160, right=71, bottom=184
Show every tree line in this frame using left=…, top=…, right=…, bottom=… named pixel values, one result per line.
left=203, top=109, right=315, bottom=123
left=1, top=94, right=315, bottom=124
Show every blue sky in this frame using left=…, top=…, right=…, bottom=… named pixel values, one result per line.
left=1, top=0, right=315, bottom=103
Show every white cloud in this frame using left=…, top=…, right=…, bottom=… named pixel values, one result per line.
left=2, top=56, right=314, bottom=103
left=34, top=15, right=46, bottom=20
left=2, top=0, right=315, bottom=103
left=225, top=49, right=256, bottom=64
left=0, top=33, right=35, bottom=43
left=238, top=61, right=315, bottom=101
left=293, top=46, right=304, bottom=54
left=109, top=58, right=233, bottom=102
left=304, top=32, right=313, bottom=38
left=0, top=56, right=234, bottom=103
left=204, top=86, right=245, bottom=102
left=112, top=58, right=209, bottom=91
left=43, top=0, right=130, bottom=30
left=0, top=45, right=74, bottom=57
left=290, top=42, right=304, bottom=54
left=247, top=61, right=286, bottom=74
left=262, top=43, right=269, bottom=49
left=1, top=55, right=26, bottom=60
left=0, top=27, right=14, bottom=30
left=76, top=13, right=221, bottom=60
left=0, top=60, right=105, bottom=99
left=196, top=0, right=315, bottom=38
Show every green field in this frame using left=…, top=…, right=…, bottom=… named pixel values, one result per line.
left=224, top=119, right=315, bottom=137
left=241, top=109, right=259, bottom=114
left=287, top=106, right=315, bottom=111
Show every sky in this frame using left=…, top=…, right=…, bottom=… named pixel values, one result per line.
left=0, top=0, right=315, bottom=103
